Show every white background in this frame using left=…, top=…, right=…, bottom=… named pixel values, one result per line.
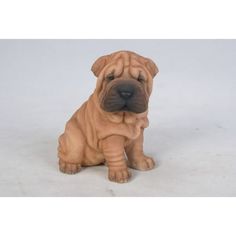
left=0, top=39, right=235, bottom=197
left=0, top=0, right=236, bottom=235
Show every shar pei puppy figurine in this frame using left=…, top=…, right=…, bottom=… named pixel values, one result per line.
left=58, top=50, right=159, bottom=183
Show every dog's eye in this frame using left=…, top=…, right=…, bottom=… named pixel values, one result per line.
left=106, top=74, right=115, bottom=81
left=137, top=75, right=145, bottom=83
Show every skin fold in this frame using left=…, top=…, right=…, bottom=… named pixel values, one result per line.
left=58, top=50, right=159, bottom=183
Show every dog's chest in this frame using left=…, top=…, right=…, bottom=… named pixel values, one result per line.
left=96, top=113, right=148, bottom=140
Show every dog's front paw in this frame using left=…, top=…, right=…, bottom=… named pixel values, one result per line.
left=108, top=168, right=131, bottom=183
left=59, top=159, right=81, bottom=174
left=129, top=156, right=155, bottom=171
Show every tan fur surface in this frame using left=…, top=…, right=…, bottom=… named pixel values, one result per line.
left=58, top=51, right=158, bottom=183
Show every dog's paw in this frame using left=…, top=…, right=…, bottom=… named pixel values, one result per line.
left=59, top=159, right=81, bottom=174
left=129, top=156, right=155, bottom=171
left=108, top=168, right=131, bottom=183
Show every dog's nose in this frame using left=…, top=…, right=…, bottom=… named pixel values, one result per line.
left=119, top=91, right=133, bottom=99
left=117, top=84, right=134, bottom=99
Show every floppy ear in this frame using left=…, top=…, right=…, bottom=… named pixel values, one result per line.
left=91, top=55, right=110, bottom=77
left=145, top=58, right=159, bottom=78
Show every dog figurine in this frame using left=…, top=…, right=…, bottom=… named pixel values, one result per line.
left=58, top=50, right=158, bottom=183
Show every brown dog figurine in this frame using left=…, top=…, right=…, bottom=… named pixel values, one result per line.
left=58, top=50, right=159, bottom=183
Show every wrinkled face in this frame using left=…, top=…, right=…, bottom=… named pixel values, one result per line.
left=99, top=68, right=149, bottom=113
left=92, top=51, right=158, bottom=114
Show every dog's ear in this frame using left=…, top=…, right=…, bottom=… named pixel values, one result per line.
left=145, top=58, right=159, bottom=78
left=91, top=55, right=110, bottom=77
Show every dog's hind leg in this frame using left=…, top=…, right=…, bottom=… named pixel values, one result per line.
left=125, top=129, right=155, bottom=171
left=58, top=119, right=85, bottom=174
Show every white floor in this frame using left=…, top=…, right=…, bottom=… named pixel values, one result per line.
left=0, top=40, right=235, bottom=196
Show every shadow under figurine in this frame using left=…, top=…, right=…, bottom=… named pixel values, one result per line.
left=58, top=50, right=159, bottom=183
